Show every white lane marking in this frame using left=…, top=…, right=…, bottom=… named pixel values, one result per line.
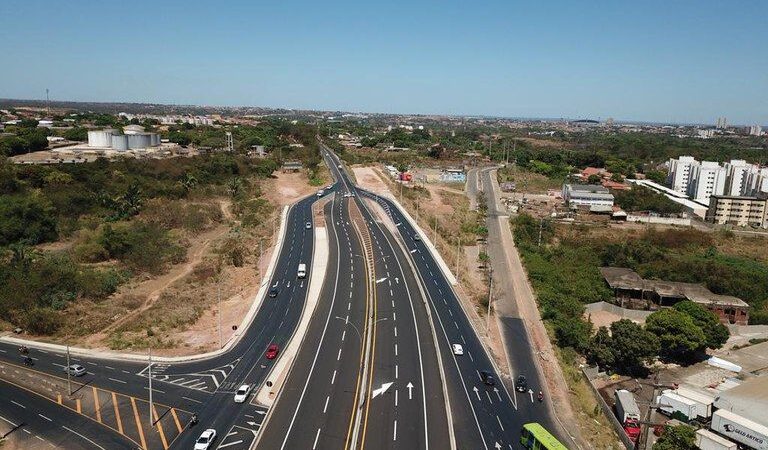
left=39, top=414, right=52, bottom=421
left=341, top=330, right=346, bottom=341
left=11, top=401, right=25, bottom=409
left=108, top=377, right=127, bottom=384
left=183, top=396, right=203, bottom=404
left=63, top=426, right=106, bottom=450
left=312, top=428, right=322, bottom=449
left=394, top=327, right=397, bottom=337
left=219, top=440, right=244, bottom=448
left=323, top=396, right=330, bottom=413
left=337, top=348, right=342, bottom=360
left=86, top=362, right=97, bottom=366
left=105, top=366, right=115, bottom=370
left=395, top=389, right=398, bottom=407
left=496, top=415, right=504, bottom=431
left=393, top=420, right=397, bottom=441
left=394, top=344, right=398, bottom=356
left=331, top=370, right=337, bottom=385
left=144, top=386, right=166, bottom=394
left=395, top=365, right=398, bottom=379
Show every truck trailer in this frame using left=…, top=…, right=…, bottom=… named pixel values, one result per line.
left=614, top=389, right=641, bottom=441
left=674, top=387, right=714, bottom=420
left=657, top=391, right=697, bottom=421
left=711, top=409, right=768, bottom=450
left=695, top=429, right=737, bottom=450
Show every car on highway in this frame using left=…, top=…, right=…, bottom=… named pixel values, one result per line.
left=63, top=364, right=86, bottom=377
left=194, top=429, right=217, bottom=450
left=316, top=189, right=324, bottom=197
left=452, top=344, right=464, bottom=355
left=516, top=375, right=528, bottom=392
left=326, top=184, right=333, bottom=190
left=480, top=370, right=495, bottom=386
left=413, top=234, right=421, bottom=241
left=265, top=344, right=279, bottom=359
left=233, top=384, right=251, bottom=403
left=305, top=221, right=312, bottom=229
left=268, top=288, right=279, bottom=298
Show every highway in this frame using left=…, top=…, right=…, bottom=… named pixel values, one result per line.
left=0, top=190, right=322, bottom=449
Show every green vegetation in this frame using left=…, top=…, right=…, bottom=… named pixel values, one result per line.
left=653, top=425, right=697, bottom=450
left=512, top=215, right=768, bottom=372
left=614, top=185, right=684, bottom=214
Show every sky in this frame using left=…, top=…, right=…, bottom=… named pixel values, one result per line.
left=1, top=0, right=766, bottom=125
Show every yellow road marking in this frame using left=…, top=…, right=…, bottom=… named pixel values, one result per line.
left=171, top=408, right=183, bottom=433
left=360, top=241, right=378, bottom=450
left=76, top=398, right=81, bottom=414
left=153, top=405, right=169, bottom=449
left=130, top=397, right=148, bottom=450
left=93, top=386, right=102, bottom=423
left=112, top=392, right=124, bottom=435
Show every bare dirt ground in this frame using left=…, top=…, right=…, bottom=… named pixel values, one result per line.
left=63, top=171, right=319, bottom=355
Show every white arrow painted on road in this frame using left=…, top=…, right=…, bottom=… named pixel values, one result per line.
left=494, top=442, right=502, bottom=450
left=410, top=249, right=418, bottom=254
left=473, top=386, right=481, bottom=401
left=528, top=388, right=534, bottom=403
left=375, top=277, right=388, bottom=284
left=371, top=382, right=394, bottom=399
left=255, top=410, right=267, bottom=415
left=272, top=281, right=279, bottom=287
left=406, top=382, right=414, bottom=400
left=287, top=281, right=291, bottom=288
left=394, top=277, right=399, bottom=284
left=300, top=281, right=304, bottom=288
left=247, top=421, right=259, bottom=427
left=494, top=387, right=502, bottom=401
left=395, top=222, right=402, bottom=227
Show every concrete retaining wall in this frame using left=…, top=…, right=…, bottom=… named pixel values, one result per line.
left=585, top=301, right=654, bottom=323
left=626, top=215, right=691, bottom=226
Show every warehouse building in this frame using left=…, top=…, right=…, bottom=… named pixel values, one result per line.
left=561, top=184, right=615, bottom=211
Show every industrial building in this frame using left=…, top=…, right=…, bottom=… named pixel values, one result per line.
left=87, top=126, right=160, bottom=151
left=706, top=194, right=768, bottom=229
left=600, top=267, right=750, bottom=325
left=711, top=377, right=768, bottom=450
left=561, top=184, right=614, bottom=211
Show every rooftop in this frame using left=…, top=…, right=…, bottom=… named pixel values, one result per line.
left=567, top=183, right=610, bottom=194
left=714, top=376, right=768, bottom=426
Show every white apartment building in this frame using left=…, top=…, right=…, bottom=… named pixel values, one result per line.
left=745, top=167, right=768, bottom=196
left=667, top=156, right=697, bottom=194
left=749, top=124, right=763, bottom=136
left=687, top=161, right=726, bottom=204
left=724, top=159, right=755, bottom=196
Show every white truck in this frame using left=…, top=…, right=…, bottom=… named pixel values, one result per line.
left=657, top=391, right=697, bottom=421
left=297, top=263, right=306, bottom=279
left=695, top=429, right=737, bottom=450
left=711, top=409, right=768, bottom=450
left=614, top=389, right=642, bottom=442
left=674, top=387, right=714, bottom=420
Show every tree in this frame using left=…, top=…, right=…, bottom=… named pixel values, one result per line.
left=610, top=172, right=624, bottom=182
left=609, top=319, right=659, bottom=372
left=673, top=301, right=729, bottom=350
left=587, top=326, right=615, bottom=368
left=587, top=174, right=602, bottom=184
left=645, top=309, right=707, bottom=362
left=653, top=424, right=697, bottom=450
left=63, top=127, right=88, bottom=141
left=645, top=169, right=667, bottom=184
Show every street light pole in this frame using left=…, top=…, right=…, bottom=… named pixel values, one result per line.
left=66, top=343, right=71, bottom=396
left=455, top=237, right=461, bottom=278
left=218, top=282, right=223, bottom=349
left=486, top=266, right=493, bottom=335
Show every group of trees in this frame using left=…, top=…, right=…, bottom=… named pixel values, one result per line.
left=511, top=214, right=757, bottom=373
left=614, top=186, right=685, bottom=215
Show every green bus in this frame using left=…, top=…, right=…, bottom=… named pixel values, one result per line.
left=520, top=423, right=568, bottom=450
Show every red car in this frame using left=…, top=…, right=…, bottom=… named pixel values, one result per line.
left=265, top=344, right=279, bottom=360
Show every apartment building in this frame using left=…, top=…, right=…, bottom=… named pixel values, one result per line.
left=667, top=156, right=697, bottom=194
left=706, top=194, right=768, bottom=228
left=688, top=161, right=727, bottom=204
left=724, top=159, right=753, bottom=196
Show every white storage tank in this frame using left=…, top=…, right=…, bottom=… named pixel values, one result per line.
left=127, top=133, right=151, bottom=149
left=111, top=134, right=128, bottom=151
left=150, top=133, right=160, bottom=146
left=123, top=124, right=145, bottom=135
left=87, top=129, right=115, bottom=147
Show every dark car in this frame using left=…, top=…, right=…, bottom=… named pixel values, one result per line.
left=480, top=370, right=495, bottom=386
left=268, top=288, right=279, bottom=298
left=515, top=375, right=528, bottom=392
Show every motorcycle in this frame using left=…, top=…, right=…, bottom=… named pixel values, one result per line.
left=24, top=356, right=34, bottom=366
left=537, top=391, right=544, bottom=403
left=190, top=414, right=199, bottom=426
left=19, top=346, right=29, bottom=354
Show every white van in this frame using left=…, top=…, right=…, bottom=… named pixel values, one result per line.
left=297, top=263, right=306, bottom=279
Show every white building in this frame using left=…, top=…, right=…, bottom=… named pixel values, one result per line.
left=667, top=156, right=698, bottom=194
left=688, top=161, right=726, bottom=204
left=724, top=159, right=756, bottom=196
left=749, top=124, right=763, bottom=136
left=562, top=184, right=614, bottom=210
left=745, top=167, right=768, bottom=196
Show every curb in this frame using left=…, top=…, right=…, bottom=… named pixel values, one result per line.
left=1, top=204, right=293, bottom=364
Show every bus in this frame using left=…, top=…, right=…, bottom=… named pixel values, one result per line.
left=520, top=423, right=568, bottom=450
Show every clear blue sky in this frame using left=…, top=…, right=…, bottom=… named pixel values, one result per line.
left=1, top=0, right=766, bottom=124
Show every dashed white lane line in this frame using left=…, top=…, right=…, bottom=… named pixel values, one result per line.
left=182, top=396, right=203, bottom=404
left=108, top=377, right=127, bottom=384
left=393, top=420, right=398, bottom=441
left=331, top=370, right=337, bottom=385
left=337, top=348, right=342, bottom=360
left=105, top=365, right=115, bottom=370
left=313, top=428, right=322, bottom=449
left=323, top=396, right=330, bottom=413
left=341, top=330, right=346, bottom=341
left=39, top=414, right=52, bottom=421
left=394, top=389, right=398, bottom=407
left=496, top=414, right=505, bottom=431
left=394, top=327, right=397, bottom=338
left=10, top=400, right=25, bottom=409
left=394, top=344, right=398, bottom=357
left=395, top=364, right=398, bottom=379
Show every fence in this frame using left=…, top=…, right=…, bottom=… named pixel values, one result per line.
left=585, top=301, right=654, bottom=323
left=581, top=367, right=636, bottom=450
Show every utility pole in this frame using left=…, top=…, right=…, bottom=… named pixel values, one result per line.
left=66, top=343, right=71, bottom=396
left=455, top=237, right=461, bottom=277
left=259, top=239, right=263, bottom=281
left=433, top=217, right=438, bottom=243
left=45, top=88, right=50, bottom=116
left=148, top=347, right=153, bottom=427
left=537, top=218, right=544, bottom=247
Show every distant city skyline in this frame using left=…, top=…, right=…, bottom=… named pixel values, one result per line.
left=1, top=0, right=766, bottom=125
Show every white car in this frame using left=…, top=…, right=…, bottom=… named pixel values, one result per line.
left=64, top=364, right=86, bottom=377
left=234, top=384, right=251, bottom=403
left=305, top=222, right=312, bottom=229
left=452, top=344, right=464, bottom=355
left=195, top=429, right=216, bottom=450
